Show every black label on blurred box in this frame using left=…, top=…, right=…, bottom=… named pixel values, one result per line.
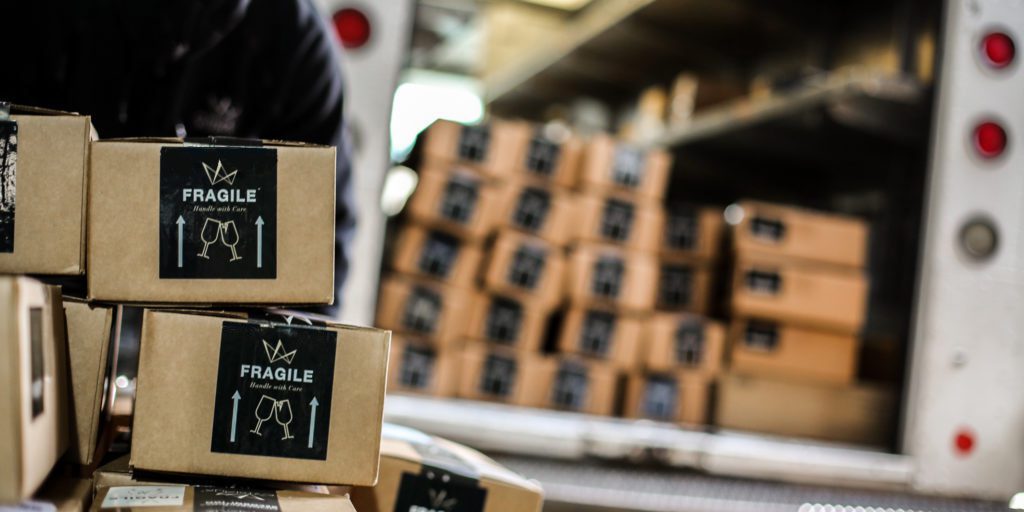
left=159, top=146, right=277, bottom=279
left=211, top=321, right=336, bottom=460
left=394, top=471, right=487, bottom=512
left=193, top=486, right=281, bottom=511
left=0, top=120, right=17, bottom=253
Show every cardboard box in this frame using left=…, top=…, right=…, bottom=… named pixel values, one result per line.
left=406, top=164, right=503, bottom=240
left=728, top=319, right=859, bottom=385
left=498, top=181, right=576, bottom=246
left=0, top=278, right=68, bottom=504
left=391, top=224, right=484, bottom=287
left=557, top=307, right=642, bottom=371
left=0, top=106, right=94, bottom=275
left=655, top=258, right=713, bottom=314
left=733, top=200, right=868, bottom=269
left=730, top=258, right=868, bottom=333
left=351, top=423, right=544, bottom=512
left=457, top=343, right=552, bottom=406
left=623, top=372, right=709, bottom=425
left=388, top=337, right=460, bottom=397
left=63, top=299, right=117, bottom=466
left=17, top=477, right=92, bottom=512
left=662, top=205, right=723, bottom=260
left=375, top=275, right=471, bottom=348
left=540, top=357, right=617, bottom=416
left=464, top=294, right=547, bottom=352
left=88, top=138, right=336, bottom=305
left=579, top=134, right=670, bottom=200
left=92, top=485, right=354, bottom=511
left=423, top=119, right=525, bottom=177
left=482, top=231, right=565, bottom=310
left=716, top=374, right=895, bottom=446
left=509, top=124, right=582, bottom=189
left=566, top=244, right=658, bottom=313
left=644, top=313, right=725, bottom=375
left=131, top=309, right=389, bottom=485
left=574, top=194, right=663, bottom=252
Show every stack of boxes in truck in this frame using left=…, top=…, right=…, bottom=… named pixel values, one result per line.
left=717, top=201, right=892, bottom=446
left=1, top=104, right=544, bottom=512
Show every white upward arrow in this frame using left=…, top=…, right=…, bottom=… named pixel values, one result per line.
left=308, top=397, right=319, bottom=449
left=255, top=216, right=265, bottom=269
left=230, top=391, right=241, bottom=443
left=176, top=216, right=185, bottom=268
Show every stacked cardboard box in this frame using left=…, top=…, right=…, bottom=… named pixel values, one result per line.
left=718, top=201, right=892, bottom=446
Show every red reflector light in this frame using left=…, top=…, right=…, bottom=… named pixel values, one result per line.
left=333, top=8, right=371, bottom=49
left=981, top=31, right=1015, bottom=69
left=974, top=121, right=1008, bottom=158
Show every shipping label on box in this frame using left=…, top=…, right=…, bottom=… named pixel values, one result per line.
left=580, top=134, right=670, bottom=200
left=558, top=308, right=642, bottom=371
left=389, top=337, right=460, bottom=397
left=645, top=314, right=724, bottom=375
left=575, top=195, right=663, bottom=251
left=457, top=343, right=550, bottom=406
left=0, top=106, right=94, bottom=275
left=501, top=183, right=575, bottom=246
left=392, top=225, right=484, bottom=288
left=655, top=259, right=712, bottom=314
left=88, top=139, right=335, bottom=304
left=483, top=231, right=565, bottom=310
left=662, top=206, right=723, bottom=260
left=375, top=276, right=470, bottom=348
left=407, top=166, right=501, bottom=240
left=623, top=372, right=709, bottom=425
left=516, top=126, right=582, bottom=188
left=465, top=294, right=546, bottom=352
left=158, top=146, right=277, bottom=279
left=351, top=424, right=543, bottom=512
left=423, top=120, right=525, bottom=178
left=567, top=245, right=657, bottom=312
left=93, top=484, right=356, bottom=511
left=131, top=310, right=388, bottom=485
left=544, top=358, right=616, bottom=416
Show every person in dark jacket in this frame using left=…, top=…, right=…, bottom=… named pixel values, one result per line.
left=1, top=0, right=354, bottom=315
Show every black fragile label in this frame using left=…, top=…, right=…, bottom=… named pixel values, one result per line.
left=0, top=119, right=16, bottom=253
left=193, top=486, right=281, bottom=512
left=159, top=146, right=277, bottom=279
left=210, top=321, right=336, bottom=460
left=394, top=471, right=487, bottom=512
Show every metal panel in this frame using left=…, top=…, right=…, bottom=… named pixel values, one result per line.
left=905, top=0, right=1024, bottom=499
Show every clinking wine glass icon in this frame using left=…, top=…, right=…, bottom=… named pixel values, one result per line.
left=197, top=217, right=242, bottom=262
left=250, top=395, right=294, bottom=441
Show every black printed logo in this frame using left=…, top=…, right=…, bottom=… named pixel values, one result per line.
left=600, top=199, right=634, bottom=241
left=512, top=188, right=551, bottom=231
left=403, top=286, right=442, bottom=334
left=745, top=269, right=781, bottom=294
left=484, top=298, right=523, bottom=344
left=665, top=209, right=698, bottom=250
left=400, top=345, right=436, bottom=389
left=551, top=362, right=588, bottom=410
left=659, top=264, right=694, bottom=307
left=394, top=472, right=487, bottom=512
left=211, top=321, right=337, bottom=460
left=611, top=146, right=645, bottom=188
left=438, top=176, right=479, bottom=224
left=159, top=147, right=277, bottom=279
left=642, top=376, right=677, bottom=420
left=592, top=256, right=624, bottom=298
left=193, top=486, right=281, bottom=512
left=418, top=232, right=460, bottom=278
left=457, top=125, right=490, bottom=162
left=744, top=322, right=779, bottom=351
left=525, top=133, right=560, bottom=176
left=479, top=354, right=516, bottom=398
left=750, top=216, right=786, bottom=242
left=0, top=119, right=16, bottom=253
left=674, top=321, right=704, bottom=366
left=507, top=245, right=546, bottom=290
left=579, top=311, right=615, bottom=356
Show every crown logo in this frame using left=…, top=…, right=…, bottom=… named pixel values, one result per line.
left=203, top=160, right=238, bottom=186
left=262, top=339, right=296, bottom=365
left=428, top=489, right=457, bottom=511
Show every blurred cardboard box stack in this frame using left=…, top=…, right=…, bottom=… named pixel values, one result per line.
left=718, top=201, right=892, bottom=446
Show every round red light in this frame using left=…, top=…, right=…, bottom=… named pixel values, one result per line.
left=954, top=429, right=975, bottom=456
left=333, top=8, right=371, bottom=49
left=974, top=121, right=1008, bottom=158
left=981, top=32, right=1015, bottom=69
